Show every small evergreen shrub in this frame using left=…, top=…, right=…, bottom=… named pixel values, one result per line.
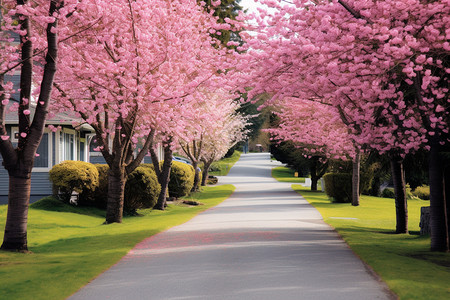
left=208, top=162, right=221, bottom=172
left=207, top=176, right=218, bottom=185
left=411, top=185, right=430, bottom=200
left=381, top=188, right=395, bottom=199
left=323, top=173, right=352, bottom=203
left=381, top=186, right=417, bottom=200
left=168, top=161, right=195, bottom=198
left=124, top=166, right=161, bottom=214
left=49, top=161, right=99, bottom=203
left=360, top=170, right=373, bottom=195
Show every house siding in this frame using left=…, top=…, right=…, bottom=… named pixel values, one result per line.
left=89, top=156, right=106, bottom=164
left=0, top=170, right=52, bottom=205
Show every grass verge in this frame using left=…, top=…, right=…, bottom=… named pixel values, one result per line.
left=292, top=184, right=450, bottom=300
left=209, top=151, right=241, bottom=176
left=271, top=166, right=306, bottom=183
left=0, top=184, right=235, bottom=300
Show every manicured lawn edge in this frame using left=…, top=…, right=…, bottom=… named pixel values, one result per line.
left=291, top=184, right=450, bottom=300
left=209, top=151, right=241, bottom=176
left=271, top=166, right=306, bottom=183
left=0, top=184, right=235, bottom=300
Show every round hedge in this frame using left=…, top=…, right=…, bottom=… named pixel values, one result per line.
left=168, top=161, right=195, bottom=198
left=323, top=173, right=352, bottom=203
left=124, top=166, right=161, bottom=214
left=92, top=164, right=161, bottom=213
left=49, top=160, right=99, bottom=203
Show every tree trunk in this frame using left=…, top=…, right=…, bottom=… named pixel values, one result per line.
left=310, top=159, right=318, bottom=191
left=444, top=164, right=450, bottom=246
left=352, top=150, right=360, bottom=206
left=154, top=145, right=173, bottom=210
left=429, top=138, right=449, bottom=251
left=311, top=176, right=318, bottom=191
left=192, top=161, right=200, bottom=192
left=1, top=176, right=31, bottom=251
left=1, top=1, right=61, bottom=251
left=105, top=167, right=125, bottom=223
left=201, top=160, right=212, bottom=186
left=309, top=156, right=328, bottom=191
left=390, top=154, right=408, bottom=234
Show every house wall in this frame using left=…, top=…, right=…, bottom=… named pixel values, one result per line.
left=0, top=128, right=164, bottom=204
left=0, top=125, right=92, bottom=204
left=0, top=169, right=52, bottom=204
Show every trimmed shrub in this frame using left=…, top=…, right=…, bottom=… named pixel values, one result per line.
left=90, top=164, right=109, bottom=209
left=168, top=161, right=195, bottom=198
left=323, top=173, right=352, bottom=203
left=381, top=188, right=395, bottom=199
left=49, top=161, right=99, bottom=203
left=124, top=166, right=161, bottom=214
left=381, top=186, right=418, bottom=200
left=360, top=169, right=374, bottom=195
left=91, top=164, right=161, bottom=213
left=207, top=175, right=218, bottom=185
left=411, top=185, right=430, bottom=200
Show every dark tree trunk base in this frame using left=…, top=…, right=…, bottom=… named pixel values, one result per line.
left=0, top=242, right=30, bottom=253
left=105, top=169, right=126, bottom=224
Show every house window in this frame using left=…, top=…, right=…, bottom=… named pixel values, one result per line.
left=34, top=133, right=49, bottom=168
left=59, top=129, right=77, bottom=161
left=79, top=138, right=85, bottom=162
left=10, top=127, right=52, bottom=171
left=65, top=132, right=75, bottom=160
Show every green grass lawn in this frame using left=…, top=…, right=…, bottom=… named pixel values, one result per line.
left=209, top=151, right=241, bottom=176
left=271, top=166, right=306, bottom=183
left=0, top=184, right=235, bottom=300
left=292, top=185, right=450, bottom=300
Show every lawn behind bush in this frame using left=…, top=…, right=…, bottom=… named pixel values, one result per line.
left=0, top=184, right=235, bottom=300
left=291, top=184, right=450, bottom=300
left=209, top=151, right=241, bottom=176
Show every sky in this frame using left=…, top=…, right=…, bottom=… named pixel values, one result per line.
left=240, top=0, right=261, bottom=14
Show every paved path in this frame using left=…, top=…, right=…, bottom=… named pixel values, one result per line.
left=69, top=153, right=393, bottom=300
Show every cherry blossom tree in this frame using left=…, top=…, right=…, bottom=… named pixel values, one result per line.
left=0, top=0, right=70, bottom=251
left=240, top=0, right=449, bottom=246
left=52, top=0, right=237, bottom=222
left=178, top=88, right=247, bottom=190
left=266, top=98, right=357, bottom=194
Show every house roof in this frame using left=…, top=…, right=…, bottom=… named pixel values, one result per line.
left=4, top=101, right=94, bottom=131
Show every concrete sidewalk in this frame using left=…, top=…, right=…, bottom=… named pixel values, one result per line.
left=69, top=153, right=393, bottom=300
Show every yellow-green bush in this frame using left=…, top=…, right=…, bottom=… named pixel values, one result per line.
left=92, top=164, right=161, bottom=213
left=323, top=173, right=352, bottom=203
left=411, top=185, right=430, bottom=200
left=124, top=166, right=161, bottom=214
left=90, top=164, right=109, bottom=208
left=169, top=161, right=195, bottom=198
left=49, top=161, right=99, bottom=203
